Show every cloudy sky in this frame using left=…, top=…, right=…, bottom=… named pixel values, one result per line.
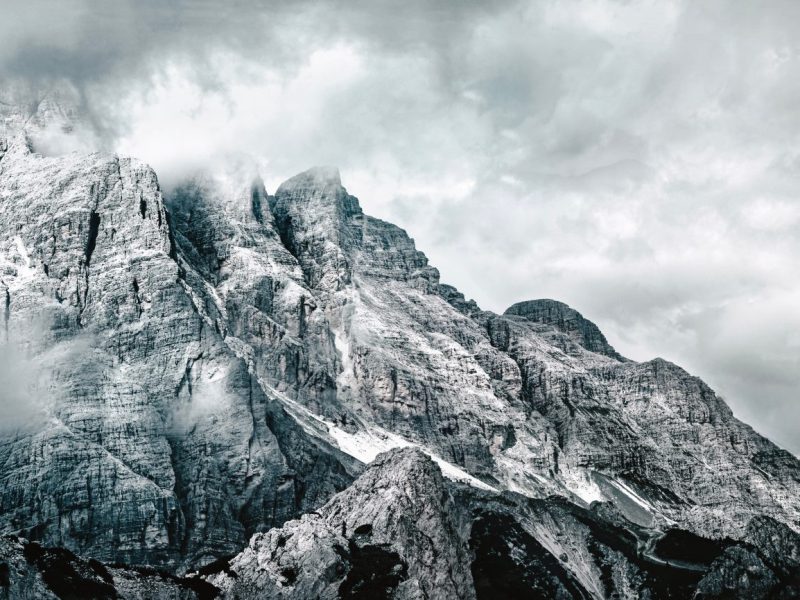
left=2, top=0, right=799, bottom=453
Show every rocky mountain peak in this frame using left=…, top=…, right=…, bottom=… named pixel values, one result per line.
left=504, top=298, right=626, bottom=361
left=272, top=165, right=359, bottom=224
left=275, top=165, right=342, bottom=191
left=0, top=81, right=98, bottom=156
left=208, top=448, right=475, bottom=599
left=269, top=166, right=364, bottom=291
left=1, top=82, right=72, bottom=131
left=331, top=447, right=444, bottom=506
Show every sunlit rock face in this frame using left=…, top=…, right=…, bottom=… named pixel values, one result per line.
left=263, top=162, right=800, bottom=541
left=0, top=130, right=356, bottom=571
left=0, top=97, right=798, bottom=597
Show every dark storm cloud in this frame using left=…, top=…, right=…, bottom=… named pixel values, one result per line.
left=1, top=0, right=798, bottom=453
left=0, top=0, right=517, bottom=84
left=2, top=1, right=277, bottom=81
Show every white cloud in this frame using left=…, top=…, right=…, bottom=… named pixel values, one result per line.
left=0, top=332, right=93, bottom=434
left=0, top=340, right=42, bottom=432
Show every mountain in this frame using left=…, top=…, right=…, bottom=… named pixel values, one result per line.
left=0, top=97, right=798, bottom=598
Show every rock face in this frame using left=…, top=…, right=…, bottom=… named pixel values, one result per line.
left=0, top=97, right=799, bottom=597
left=207, top=448, right=473, bottom=599
left=0, top=535, right=217, bottom=599
left=0, top=131, right=357, bottom=571
left=2, top=450, right=797, bottom=599
left=207, top=448, right=799, bottom=600
left=504, top=298, right=627, bottom=361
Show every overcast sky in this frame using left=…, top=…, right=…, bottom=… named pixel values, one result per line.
left=2, top=0, right=799, bottom=454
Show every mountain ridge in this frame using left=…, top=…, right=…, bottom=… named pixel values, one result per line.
left=0, top=99, right=798, bottom=598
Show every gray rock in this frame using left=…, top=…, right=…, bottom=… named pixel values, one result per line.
left=743, top=516, right=800, bottom=595
left=0, top=535, right=217, bottom=599
left=695, top=546, right=780, bottom=599
left=504, top=298, right=627, bottom=361
left=209, top=448, right=474, bottom=599
left=0, top=133, right=355, bottom=571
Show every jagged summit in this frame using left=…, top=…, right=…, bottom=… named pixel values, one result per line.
left=275, top=165, right=342, bottom=193
left=0, top=81, right=98, bottom=156
left=0, top=81, right=81, bottom=134
left=505, top=298, right=627, bottom=361
left=208, top=447, right=475, bottom=599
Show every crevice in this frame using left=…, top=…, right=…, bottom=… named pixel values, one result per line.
left=298, top=295, right=306, bottom=338
left=165, top=436, right=191, bottom=556
left=168, top=351, right=204, bottom=557
left=140, top=198, right=147, bottom=219
left=84, top=211, right=101, bottom=266
left=238, top=375, right=264, bottom=536
left=251, top=183, right=265, bottom=226
left=269, top=201, right=302, bottom=265
left=175, top=353, right=202, bottom=399
left=77, top=211, right=101, bottom=326
left=389, top=368, right=398, bottom=404
left=163, top=207, right=179, bottom=260
left=243, top=379, right=257, bottom=481
left=132, top=278, right=142, bottom=317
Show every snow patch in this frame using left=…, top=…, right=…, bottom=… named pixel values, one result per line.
left=604, top=476, right=655, bottom=512
left=0, top=236, right=37, bottom=292
left=328, top=420, right=499, bottom=492
left=331, top=308, right=355, bottom=390
left=261, top=378, right=498, bottom=492
left=563, top=471, right=606, bottom=505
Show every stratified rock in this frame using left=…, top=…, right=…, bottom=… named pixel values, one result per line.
left=743, top=516, right=800, bottom=596
left=695, top=546, right=780, bottom=599
left=0, top=134, right=355, bottom=570
left=271, top=164, right=800, bottom=541
left=504, top=298, right=627, bottom=361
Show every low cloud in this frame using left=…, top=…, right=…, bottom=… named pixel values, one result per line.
left=0, top=330, right=93, bottom=434
left=0, top=339, right=42, bottom=433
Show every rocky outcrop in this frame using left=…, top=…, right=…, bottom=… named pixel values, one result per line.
left=206, top=448, right=696, bottom=599
left=504, top=298, right=626, bottom=361
left=0, top=452, right=686, bottom=599
left=207, top=448, right=473, bottom=599
left=204, top=450, right=800, bottom=599
left=695, top=547, right=779, bottom=599
left=0, top=536, right=217, bottom=599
